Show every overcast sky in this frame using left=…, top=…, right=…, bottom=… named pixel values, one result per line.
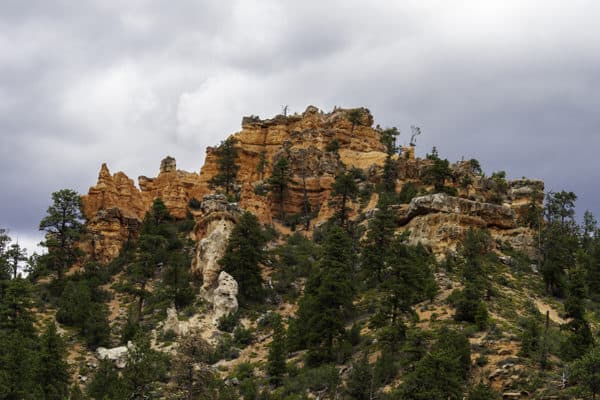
left=1, top=0, right=599, bottom=254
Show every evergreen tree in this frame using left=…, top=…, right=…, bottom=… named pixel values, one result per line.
left=0, top=279, right=42, bottom=399
left=370, top=237, right=437, bottom=353
left=163, top=250, right=194, bottom=310
left=571, top=345, right=600, bottom=399
left=266, top=314, right=287, bottom=385
left=361, top=194, right=397, bottom=286
left=257, top=150, right=268, bottom=180
left=267, top=156, right=292, bottom=221
left=541, top=191, right=579, bottom=296
left=454, top=229, right=490, bottom=329
left=380, top=127, right=399, bottom=155
left=122, top=333, right=168, bottom=399
left=467, top=382, right=500, bottom=400
left=38, top=322, right=70, bottom=400
left=346, top=352, right=373, bottom=400
left=397, top=328, right=470, bottom=399
left=220, top=212, right=267, bottom=303
left=382, top=156, right=398, bottom=194
left=87, top=359, right=127, bottom=400
left=290, top=225, right=354, bottom=365
left=173, top=329, right=217, bottom=400
left=397, top=350, right=464, bottom=400
left=0, top=228, right=11, bottom=279
left=330, top=172, right=359, bottom=227
left=422, top=157, right=453, bottom=193
left=39, top=189, right=84, bottom=279
left=561, top=267, right=593, bottom=360
left=519, top=315, right=541, bottom=358
left=209, top=137, right=239, bottom=196
left=5, top=242, right=27, bottom=279
left=347, top=109, right=362, bottom=135
left=124, top=198, right=171, bottom=323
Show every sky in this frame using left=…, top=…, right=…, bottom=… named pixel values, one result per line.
left=1, top=0, right=600, bottom=255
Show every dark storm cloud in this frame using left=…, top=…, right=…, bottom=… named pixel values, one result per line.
left=2, top=0, right=600, bottom=251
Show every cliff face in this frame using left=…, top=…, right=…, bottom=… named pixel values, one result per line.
left=81, top=106, right=388, bottom=261
left=81, top=159, right=206, bottom=262
left=81, top=105, right=543, bottom=264
left=199, top=105, right=387, bottom=224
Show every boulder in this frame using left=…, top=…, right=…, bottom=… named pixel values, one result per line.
left=96, top=343, right=131, bottom=369
left=163, top=307, right=180, bottom=336
left=213, top=271, right=239, bottom=322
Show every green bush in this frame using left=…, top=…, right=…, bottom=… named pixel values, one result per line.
left=325, top=140, right=340, bottom=153
left=218, top=312, right=239, bottom=333
left=233, top=326, right=254, bottom=347
left=398, top=182, right=418, bottom=204
left=188, top=197, right=202, bottom=209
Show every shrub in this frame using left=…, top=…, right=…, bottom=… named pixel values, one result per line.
left=233, top=326, right=254, bottom=347
left=218, top=312, right=238, bottom=333
left=398, top=182, right=418, bottom=204
left=325, top=140, right=340, bottom=153
left=188, top=197, right=202, bottom=210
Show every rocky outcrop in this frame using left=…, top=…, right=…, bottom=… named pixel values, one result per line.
left=399, top=193, right=540, bottom=257
left=96, top=343, right=131, bottom=369
left=82, top=107, right=389, bottom=264
left=199, top=106, right=388, bottom=225
left=83, top=207, right=141, bottom=263
left=402, top=193, right=517, bottom=229
left=213, top=271, right=239, bottom=321
left=81, top=157, right=206, bottom=262
left=507, top=179, right=544, bottom=221
left=191, top=195, right=241, bottom=293
left=81, top=106, right=543, bottom=267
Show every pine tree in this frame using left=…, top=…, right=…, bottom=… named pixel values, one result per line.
left=398, top=328, right=470, bottom=399
left=561, top=267, right=593, bottom=360
left=0, top=279, right=42, bottom=399
left=5, top=242, right=27, bottom=279
left=38, top=322, right=70, bottom=400
left=122, top=333, right=168, bottom=399
left=124, top=199, right=171, bottom=323
left=422, top=157, right=453, bottom=193
left=380, top=127, right=399, bottom=155
left=467, top=382, right=500, bottom=400
left=571, top=345, right=600, bottom=399
left=331, top=172, right=359, bottom=227
left=209, top=137, right=240, bottom=196
left=173, top=329, right=217, bottom=400
left=346, top=352, right=373, bottom=400
left=267, top=314, right=287, bottom=385
left=39, top=189, right=84, bottom=279
left=347, top=109, right=362, bottom=135
left=291, top=225, right=354, bottom=365
left=220, top=212, right=267, bottom=303
left=87, top=359, right=127, bottom=400
left=541, top=191, right=579, bottom=296
left=370, top=237, right=437, bottom=352
left=267, top=156, right=292, bottom=221
left=361, top=194, right=397, bottom=286
left=0, top=228, right=11, bottom=279
left=454, top=229, right=490, bottom=329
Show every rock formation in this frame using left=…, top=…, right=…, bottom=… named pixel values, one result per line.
left=96, top=343, right=131, bottom=369
left=212, top=271, right=239, bottom=321
left=191, top=194, right=241, bottom=295
left=399, top=193, right=540, bottom=257
left=81, top=105, right=543, bottom=265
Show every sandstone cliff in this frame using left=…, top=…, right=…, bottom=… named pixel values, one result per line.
left=81, top=105, right=543, bottom=264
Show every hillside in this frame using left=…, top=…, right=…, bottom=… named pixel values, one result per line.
left=2, top=106, right=599, bottom=400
